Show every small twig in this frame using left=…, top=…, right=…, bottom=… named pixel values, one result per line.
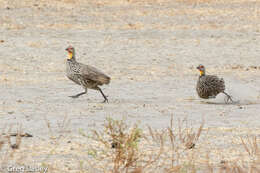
left=2, top=132, right=33, bottom=138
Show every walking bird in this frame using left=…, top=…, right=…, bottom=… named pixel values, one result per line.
left=196, top=64, right=233, bottom=103
left=65, top=46, right=110, bottom=102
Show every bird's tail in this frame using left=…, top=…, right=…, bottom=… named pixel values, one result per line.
left=98, top=75, right=110, bottom=85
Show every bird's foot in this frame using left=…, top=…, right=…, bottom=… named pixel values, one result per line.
left=69, top=92, right=86, bottom=99
left=224, top=95, right=234, bottom=104
left=102, top=95, right=109, bottom=103
left=69, top=95, right=79, bottom=99
left=225, top=97, right=240, bottom=104
left=102, top=98, right=109, bottom=103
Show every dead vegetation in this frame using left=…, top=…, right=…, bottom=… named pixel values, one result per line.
left=0, top=116, right=258, bottom=172
left=0, top=125, right=24, bottom=167
left=80, top=116, right=259, bottom=173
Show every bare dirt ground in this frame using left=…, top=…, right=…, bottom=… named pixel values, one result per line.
left=0, top=0, right=260, bottom=172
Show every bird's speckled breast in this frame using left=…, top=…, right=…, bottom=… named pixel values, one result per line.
left=66, top=60, right=81, bottom=85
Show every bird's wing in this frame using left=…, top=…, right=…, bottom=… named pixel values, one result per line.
left=205, top=75, right=224, bottom=84
left=204, top=75, right=225, bottom=92
left=79, top=63, right=110, bottom=84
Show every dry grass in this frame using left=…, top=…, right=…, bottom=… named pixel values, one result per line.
left=214, top=134, right=260, bottom=173
left=0, top=116, right=258, bottom=172
left=87, top=117, right=163, bottom=173
left=83, top=116, right=260, bottom=173
left=0, top=125, right=24, bottom=167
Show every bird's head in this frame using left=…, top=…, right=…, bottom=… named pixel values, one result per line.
left=65, top=46, right=75, bottom=60
left=197, top=64, right=205, bottom=76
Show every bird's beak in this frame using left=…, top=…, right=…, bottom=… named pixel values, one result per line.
left=196, top=66, right=200, bottom=70
left=65, top=48, right=68, bottom=51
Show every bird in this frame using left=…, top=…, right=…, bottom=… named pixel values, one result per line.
left=196, top=64, right=233, bottom=103
left=65, top=46, right=110, bottom=103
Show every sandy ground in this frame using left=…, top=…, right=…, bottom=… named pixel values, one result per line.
left=0, top=0, right=260, bottom=172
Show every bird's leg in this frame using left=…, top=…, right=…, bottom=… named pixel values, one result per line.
left=223, top=91, right=233, bottom=104
left=69, top=92, right=86, bottom=98
left=97, top=87, right=108, bottom=103
left=69, top=89, right=87, bottom=98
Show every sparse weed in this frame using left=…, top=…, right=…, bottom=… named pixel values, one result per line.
left=84, top=116, right=260, bottom=173
left=88, top=117, right=145, bottom=173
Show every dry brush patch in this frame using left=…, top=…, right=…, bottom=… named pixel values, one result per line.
left=84, top=116, right=206, bottom=172
left=83, top=116, right=259, bottom=173
left=0, top=116, right=259, bottom=172
left=0, top=125, right=25, bottom=168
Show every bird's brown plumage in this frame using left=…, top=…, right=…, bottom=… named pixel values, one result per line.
left=196, top=74, right=225, bottom=99
left=79, top=63, right=110, bottom=85
left=196, top=64, right=233, bottom=103
left=65, top=46, right=110, bottom=102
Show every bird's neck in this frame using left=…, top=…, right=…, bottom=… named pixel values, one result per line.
left=67, top=57, right=76, bottom=62
left=67, top=52, right=76, bottom=61
left=200, top=71, right=205, bottom=76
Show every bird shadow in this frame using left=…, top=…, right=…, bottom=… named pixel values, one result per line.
left=185, top=97, right=259, bottom=106
left=200, top=101, right=238, bottom=105
left=200, top=100, right=260, bottom=106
